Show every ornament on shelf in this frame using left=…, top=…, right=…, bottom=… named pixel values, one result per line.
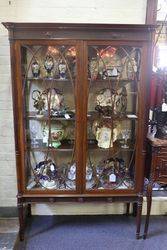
left=86, top=164, right=96, bottom=189
left=32, top=89, right=46, bottom=118
left=65, top=163, right=76, bottom=189
left=58, top=60, right=67, bottom=80
left=34, top=159, right=58, bottom=189
left=121, top=129, right=131, bottom=149
left=44, top=88, right=69, bottom=117
left=92, top=120, right=120, bottom=149
left=31, top=60, right=40, bottom=78
left=96, top=157, right=133, bottom=189
left=126, top=57, right=138, bottom=79
left=95, top=87, right=127, bottom=116
left=102, top=67, right=119, bottom=79
left=42, top=122, right=65, bottom=148
left=44, top=54, right=54, bottom=78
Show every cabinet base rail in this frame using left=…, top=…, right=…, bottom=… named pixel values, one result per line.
left=17, top=194, right=143, bottom=241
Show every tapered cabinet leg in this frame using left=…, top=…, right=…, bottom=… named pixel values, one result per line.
left=27, top=203, right=32, bottom=217
left=126, top=203, right=130, bottom=216
left=143, top=183, right=153, bottom=239
left=18, top=199, right=25, bottom=241
left=132, top=202, right=137, bottom=217
left=136, top=194, right=143, bottom=239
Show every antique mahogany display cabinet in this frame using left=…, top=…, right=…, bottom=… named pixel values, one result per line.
left=3, top=23, right=154, bottom=240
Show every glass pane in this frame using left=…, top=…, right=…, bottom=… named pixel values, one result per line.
left=86, top=45, right=141, bottom=190
left=21, top=45, right=77, bottom=191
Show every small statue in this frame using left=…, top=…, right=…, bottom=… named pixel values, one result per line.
left=111, top=67, right=119, bottom=77
left=67, top=163, right=76, bottom=181
left=58, top=60, right=67, bottom=80
left=65, top=163, right=76, bottom=189
left=102, top=67, right=119, bottom=79
left=154, top=105, right=167, bottom=139
left=44, top=88, right=66, bottom=117
left=114, top=86, right=127, bottom=114
left=86, top=164, right=96, bottom=189
left=127, top=57, right=138, bottom=79
left=34, top=159, right=58, bottom=189
left=95, top=87, right=127, bottom=116
left=31, top=60, right=40, bottom=78
left=44, top=55, right=54, bottom=78
left=32, top=90, right=46, bottom=117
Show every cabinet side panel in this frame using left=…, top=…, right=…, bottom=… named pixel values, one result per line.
left=9, top=40, right=23, bottom=194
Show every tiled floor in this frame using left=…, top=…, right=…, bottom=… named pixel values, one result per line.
left=0, top=218, right=18, bottom=250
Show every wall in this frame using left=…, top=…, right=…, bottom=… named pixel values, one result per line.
left=1, top=0, right=166, bottom=215
left=157, top=0, right=167, bottom=21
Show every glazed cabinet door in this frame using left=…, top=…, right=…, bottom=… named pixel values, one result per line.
left=84, top=42, right=144, bottom=193
left=17, top=41, right=83, bottom=193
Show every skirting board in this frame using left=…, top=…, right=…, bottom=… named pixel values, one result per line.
left=0, top=207, right=18, bottom=218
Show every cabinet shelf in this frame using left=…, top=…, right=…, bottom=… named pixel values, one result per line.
left=28, top=144, right=74, bottom=152
left=27, top=112, right=137, bottom=121
left=26, top=77, right=74, bottom=83
left=27, top=141, right=135, bottom=153
left=87, top=111, right=138, bottom=121
left=88, top=78, right=135, bottom=83
left=88, top=141, right=135, bottom=152
left=27, top=112, right=75, bottom=121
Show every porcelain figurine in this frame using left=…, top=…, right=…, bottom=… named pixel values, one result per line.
left=58, top=60, right=67, bottom=80
left=127, top=57, right=138, bottom=79
left=114, top=86, right=127, bottom=114
left=31, top=60, right=40, bottom=78
left=44, top=88, right=67, bottom=117
left=44, top=55, right=54, bottom=78
left=65, top=163, right=76, bottom=189
left=95, top=87, right=127, bottom=116
left=111, top=67, right=119, bottom=77
left=68, top=163, right=76, bottom=181
left=32, top=89, right=46, bottom=117
left=97, top=158, right=116, bottom=188
left=102, top=67, right=118, bottom=79
left=34, top=159, right=58, bottom=189
left=86, top=164, right=95, bottom=189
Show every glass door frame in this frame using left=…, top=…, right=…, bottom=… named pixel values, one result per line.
left=82, top=40, right=148, bottom=195
left=15, top=39, right=84, bottom=195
